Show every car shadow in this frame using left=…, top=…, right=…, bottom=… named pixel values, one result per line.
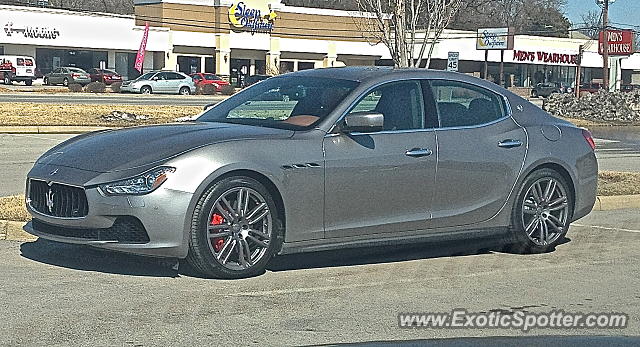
left=20, top=239, right=180, bottom=278
left=267, top=236, right=509, bottom=272
left=19, top=235, right=571, bottom=279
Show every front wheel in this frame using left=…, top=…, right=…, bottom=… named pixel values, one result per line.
left=140, top=86, right=152, bottom=94
left=3, top=74, right=11, bottom=85
left=508, top=168, right=573, bottom=253
left=179, top=86, right=191, bottom=95
left=186, top=176, right=283, bottom=279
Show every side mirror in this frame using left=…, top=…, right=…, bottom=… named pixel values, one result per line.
left=342, top=112, right=384, bottom=133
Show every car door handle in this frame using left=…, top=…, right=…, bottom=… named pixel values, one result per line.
left=405, top=148, right=433, bottom=158
left=498, top=139, right=523, bottom=148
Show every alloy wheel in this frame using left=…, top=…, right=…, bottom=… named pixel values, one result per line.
left=521, top=177, right=569, bottom=246
left=206, top=187, right=272, bottom=271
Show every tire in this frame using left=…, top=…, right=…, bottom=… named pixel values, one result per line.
left=508, top=168, right=574, bottom=254
left=25, top=79, right=33, bottom=86
left=3, top=74, right=11, bottom=85
left=140, top=86, right=152, bottom=94
left=62, top=78, right=69, bottom=87
left=179, top=86, right=191, bottom=95
left=43, top=77, right=50, bottom=86
left=531, top=90, right=538, bottom=98
left=186, top=176, right=283, bottom=279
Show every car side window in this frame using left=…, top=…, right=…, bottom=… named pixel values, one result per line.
left=169, top=72, right=185, bottom=80
left=430, top=80, right=505, bottom=128
left=348, top=80, right=425, bottom=131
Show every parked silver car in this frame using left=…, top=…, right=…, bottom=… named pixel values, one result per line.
left=24, top=67, right=597, bottom=278
left=44, top=67, right=92, bottom=86
left=120, top=71, right=196, bottom=95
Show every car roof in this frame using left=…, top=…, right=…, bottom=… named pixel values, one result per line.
left=283, top=66, right=490, bottom=85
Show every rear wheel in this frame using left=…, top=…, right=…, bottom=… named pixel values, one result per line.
left=62, top=78, right=69, bottom=87
left=43, top=77, right=50, bottom=86
left=179, top=86, right=191, bottom=95
left=531, top=90, right=538, bottom=98
left=25, top=79, right=33, bottom=86
left=186, top=176, right=283, bottom=279
left=508, top=168, right=573, bottom=253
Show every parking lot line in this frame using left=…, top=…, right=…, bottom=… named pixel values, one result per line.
left=573, top=223, right=640, bottom=234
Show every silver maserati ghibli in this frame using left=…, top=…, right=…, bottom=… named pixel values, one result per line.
left=24, top=67, right=598, bottom=278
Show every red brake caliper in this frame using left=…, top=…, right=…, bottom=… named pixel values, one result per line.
left=210, top=213, right=225, bottom=252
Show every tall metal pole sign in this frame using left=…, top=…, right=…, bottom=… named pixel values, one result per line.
left=134, top=22, right=150, bottom=73
left=476, top=28, right=514, bottom=85
left=447, top=52, right=459, bottom=72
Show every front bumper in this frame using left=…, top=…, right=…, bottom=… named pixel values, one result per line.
left=120, top=84, right=140, bottom=93
left=24, top=179, right=194, bottom=258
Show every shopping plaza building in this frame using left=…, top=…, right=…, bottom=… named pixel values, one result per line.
left=2, top=0, right=639, bottom=87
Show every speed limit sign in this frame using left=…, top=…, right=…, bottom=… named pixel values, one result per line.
left=447, top=52, right=459, bottom=72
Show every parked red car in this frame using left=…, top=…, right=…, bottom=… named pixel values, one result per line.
left=88, top=68, right=123, bottom=85
left=190, top=73, right=230, bottom=91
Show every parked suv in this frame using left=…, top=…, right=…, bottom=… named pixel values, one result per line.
left=44, top=67, right=92, bottom=86
left=530, top=82, right=572, bottom=98
left=121, top=71, right=196, bottom=95
left=0, top=55, right=36, bottom=85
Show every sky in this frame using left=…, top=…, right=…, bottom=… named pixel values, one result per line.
left=564, top=0, right=640, bottom=29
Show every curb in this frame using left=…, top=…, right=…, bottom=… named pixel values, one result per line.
left=1, top=195, right=638, bottom=243
left=0, top=220, right=36, bottom=242
left=593, top=195, right=640, bottom=211
left=0, top=126, right=114, bottom=134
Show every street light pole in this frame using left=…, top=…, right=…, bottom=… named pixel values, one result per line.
left=602, top=0, right=610, bottom=91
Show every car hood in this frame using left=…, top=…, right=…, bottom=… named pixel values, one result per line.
left=37, top=122, right=294, bottom=173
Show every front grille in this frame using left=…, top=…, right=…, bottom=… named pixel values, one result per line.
left=29, top=180, right=89, bottom=218
left=32, top=217, right=150, bottom=243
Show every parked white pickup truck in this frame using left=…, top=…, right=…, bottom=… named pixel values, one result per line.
left=0, top=55, right=36, bottom=85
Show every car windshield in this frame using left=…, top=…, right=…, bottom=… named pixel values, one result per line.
left=198, top=76, right=359, bottom=130
left=136, top=72, right=156, bottom=80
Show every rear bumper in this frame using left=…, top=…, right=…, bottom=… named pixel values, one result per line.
left=571, top=151, right=598, bottom=222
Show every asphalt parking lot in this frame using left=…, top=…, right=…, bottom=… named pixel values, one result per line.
left=0, top=208, right=639, bottom=346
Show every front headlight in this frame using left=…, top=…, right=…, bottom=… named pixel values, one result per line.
left=99, top=167, right=176, bottom=196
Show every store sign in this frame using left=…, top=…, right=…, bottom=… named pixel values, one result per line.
left=513, top=50, right=578, bottom=65
left=228, top=1, right=277, bottom=34
left=598, top=30, right=634, bottom=56
left=477, top=28, right=514, bottom=50
left=4, top=22, right=60, bottom=39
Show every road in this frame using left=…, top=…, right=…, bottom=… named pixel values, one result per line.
left=1, top=127, right=639, bottom=197
left=0, top=208, right=638, bottom=346
left=0, top=93, right=225, bottom=106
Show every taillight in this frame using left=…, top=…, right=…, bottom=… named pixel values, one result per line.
left=582, top=129, right=596, bottom=150
left=71, top=73, right=80, bottom=78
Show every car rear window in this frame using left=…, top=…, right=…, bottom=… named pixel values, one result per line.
left=25, top=59, right=34, bottom=66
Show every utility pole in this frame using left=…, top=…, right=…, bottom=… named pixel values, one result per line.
left=575, top=45, right=584, bottom=97
left=602, top=0, right=610, bottom=91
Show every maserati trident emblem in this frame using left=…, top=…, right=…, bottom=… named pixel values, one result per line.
left=49, top=168, right=59, bottom=176
left=45, top=189, right=55, bottom=213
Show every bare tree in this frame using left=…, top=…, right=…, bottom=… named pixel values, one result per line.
left=355, top=0, right=463, bottom=68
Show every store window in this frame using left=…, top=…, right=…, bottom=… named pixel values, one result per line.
left=178, top=56, right=201, bottom=74
left=0, top=46, right=4, bottom=55
left=205, top=57, right=215, bottom=73
left=298, top=62, right=315, bottom=71
left=255, top=60, right=266, bottom=75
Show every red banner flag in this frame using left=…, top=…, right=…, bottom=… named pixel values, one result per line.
left=134, top=22, right=150, bottom=73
